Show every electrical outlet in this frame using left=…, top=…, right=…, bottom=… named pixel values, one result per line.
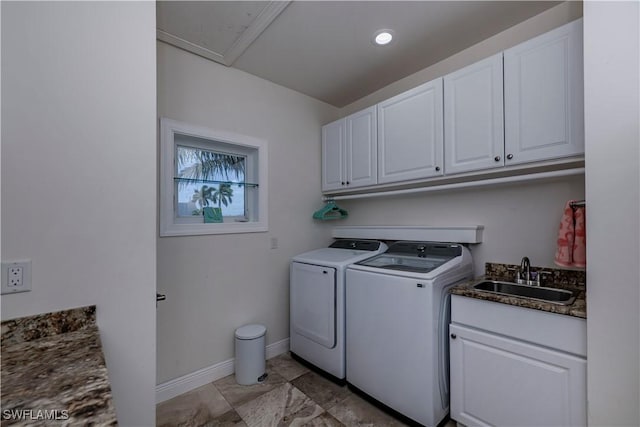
left=8, top=266, right=23, bottom=287
left=1, top=260, right=32, bottom=294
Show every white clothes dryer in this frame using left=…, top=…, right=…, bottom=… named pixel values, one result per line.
left=346, top=241, right=473, bottom=427
left=290, top=239, right=387, bottom=382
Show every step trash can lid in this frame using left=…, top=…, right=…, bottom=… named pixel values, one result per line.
left=235, top=324, right=266, bottom=340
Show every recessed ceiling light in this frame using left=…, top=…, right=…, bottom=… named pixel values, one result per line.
left=374, top=29, right=394, bottom=46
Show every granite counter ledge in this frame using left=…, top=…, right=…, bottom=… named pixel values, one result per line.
left=1, top=306, right=117, bottom=426
left=450, top=263, right=586, bottom=319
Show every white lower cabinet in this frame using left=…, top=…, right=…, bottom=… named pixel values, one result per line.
left=450, top=295, right=586, bottom=427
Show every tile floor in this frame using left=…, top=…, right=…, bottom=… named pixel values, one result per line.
left=156, top=353, right=457, bottom=427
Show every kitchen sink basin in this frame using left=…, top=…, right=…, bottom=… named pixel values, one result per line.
left=472, top=280, right=577, bottom=305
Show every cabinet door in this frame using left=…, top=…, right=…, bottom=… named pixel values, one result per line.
left=377, top=78, right=444, bottom=183
left=321, top=119, right=346, bottom=191
left=504, top=19, right=584, bottom=165
left=450, top=324, right=587, bottom=427
left=345, top=106, right=377, bottom=189
left=444, top=54, right=504, bottom=174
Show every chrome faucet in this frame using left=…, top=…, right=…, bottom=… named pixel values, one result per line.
left=510, top=256, right=552, bottom=286
left=518, top=257, right=531, bottom=284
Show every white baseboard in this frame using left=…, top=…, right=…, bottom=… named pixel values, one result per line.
left=265, top=337, right=290, bottom=360
left=156, top=338, right=289, bottom=404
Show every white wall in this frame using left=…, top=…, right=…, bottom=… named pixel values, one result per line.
left=156, top=42, right=339, bottom=383
left=1, top=1, right=3, bottom=266
left=338, top=177, right=585, bottom=277
left=1, top=2, right=157, bottom=426
left=584, top=2, right=640, bottom=425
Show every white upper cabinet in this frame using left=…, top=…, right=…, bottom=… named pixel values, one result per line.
left=444, top=54, right=505, bottom=175
left=322, top=106, right=377, bottom=192
left=321, top=118, right=346, bottom=191
left=377, top=79, right=444, bottom=184
left=504, top=19, right=584, bottom=165
left=321, top=19, right=584, bottom=194
left=346, top=107, right=377, bottom=188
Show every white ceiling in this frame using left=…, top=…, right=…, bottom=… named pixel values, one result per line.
left=157, top=1, right=561, bottom=108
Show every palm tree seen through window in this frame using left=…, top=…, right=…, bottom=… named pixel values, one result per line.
left=176, top=145, right=246, bottom=220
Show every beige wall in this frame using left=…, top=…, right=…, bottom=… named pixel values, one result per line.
left=1, top=2, right=157, bottom=425
left=584, top=1, right=640, bottom=425
left=156, top=42, right=339, bottom=383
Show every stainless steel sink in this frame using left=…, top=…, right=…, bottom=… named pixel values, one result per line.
left=472, top=280, right=577, bottom=305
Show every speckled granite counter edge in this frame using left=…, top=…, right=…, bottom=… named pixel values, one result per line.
left=450, top=263, right=586, bottom=319
left=1, top=305, right=117, bottom=426
left=1, top=305, right=96, bottom=347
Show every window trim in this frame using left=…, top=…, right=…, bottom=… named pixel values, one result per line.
left=160, top=118, right=268, bottom=236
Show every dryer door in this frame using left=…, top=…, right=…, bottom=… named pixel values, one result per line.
left=291, top=262, right=336, bottom=348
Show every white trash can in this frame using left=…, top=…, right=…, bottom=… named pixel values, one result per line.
left=234, top=324, right=267, bottom=385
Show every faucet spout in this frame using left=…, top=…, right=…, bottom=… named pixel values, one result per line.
left=519, top=256, right=531, bottom=283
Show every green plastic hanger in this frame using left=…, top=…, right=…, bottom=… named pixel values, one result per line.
left=312, top=200, right=348, bottom=220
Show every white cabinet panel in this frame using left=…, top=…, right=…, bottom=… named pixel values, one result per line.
left=377, top=79, right=444, bottom=183
left=321, top=119, right=345, bottom=191
left=450, top=295, right=587, bottom=427
left=322, top=107, right=377, bottom=192
left=444, top=54, right=504, bottom=174
left=451, top=295, right=587, bottom=356
left=346, top=106, right=377, bottom=188
left=450, top=324, right=586, bottom=427
left=504, top=19, right=584, bottom=165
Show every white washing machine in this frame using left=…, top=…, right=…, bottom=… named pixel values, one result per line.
left=290, top=239, right=387, bottom=381
left=346, top=241, right=473, bottom=427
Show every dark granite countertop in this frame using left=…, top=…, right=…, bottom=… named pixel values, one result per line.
left=1, top=306, right=117, bottom=426
left=450, top=263, right=586, bottom=319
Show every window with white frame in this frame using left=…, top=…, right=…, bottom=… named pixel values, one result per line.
left=160, top=118, right=268, bottom=236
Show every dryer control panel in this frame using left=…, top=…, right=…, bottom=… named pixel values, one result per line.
left=329, top=239, right=383, bottom=251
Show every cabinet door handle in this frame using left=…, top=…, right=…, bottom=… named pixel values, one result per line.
left=346, top=181, right=350, bottom=185
left=341, top=181, right=345, bottom=185
left=507, top=154, right=514, bottom=160
left=494, top=156, right=501, bottom=162
left=435, top=166, right=441, bottom=172
left=450, top=333, right=457, bottom=339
